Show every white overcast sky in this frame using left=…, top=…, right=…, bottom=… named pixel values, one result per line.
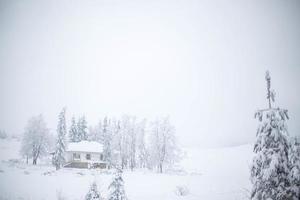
left=0, top=0, right=299, bottom=147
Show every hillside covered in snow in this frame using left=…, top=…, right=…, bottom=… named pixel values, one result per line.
left=0, top=138, right=253, bottom=200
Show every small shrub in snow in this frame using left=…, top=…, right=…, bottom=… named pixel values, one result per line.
left=11, top=134, right=20, bottom=140
left=85, top=182, right=102, bottom=200
left=42, top=171, right=55, bottom=176
left=174, top=185, right=189, bottom=196
left=0, top=130, right=7, bottom=139
left=8, top=159, right=21, bottom=164
left=23, top=171, right=30, bottom=175
left=77, top=171, right=85, bottom=176
left=57, top=190, right=67, bottom=200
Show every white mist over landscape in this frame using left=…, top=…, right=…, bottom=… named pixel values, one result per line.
left=0, top=1, right=300, bottom=148
left=1, top=1, right=300, bottom=200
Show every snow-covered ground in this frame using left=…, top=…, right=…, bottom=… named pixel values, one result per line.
left=0, top=138, right=253, bottom=200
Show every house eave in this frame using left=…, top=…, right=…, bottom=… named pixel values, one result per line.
left=65, top=150, right=103, bottom=154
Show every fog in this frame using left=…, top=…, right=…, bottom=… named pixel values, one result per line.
left=0, top=0, right=299, bottom=147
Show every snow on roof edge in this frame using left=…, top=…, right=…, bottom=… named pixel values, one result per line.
left=66, top=141, right=104, bottom=153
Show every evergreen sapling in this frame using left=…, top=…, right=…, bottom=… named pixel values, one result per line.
left=108, top=168, right=127, bottom=200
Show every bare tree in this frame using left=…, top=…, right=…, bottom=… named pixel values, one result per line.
left=136, top=119, right=148, bottom=168
left=119, top=115, right=131, bottom=169
left=20, top=115, right=51, bottom=165
left=149, top=117, right=179, bottom=173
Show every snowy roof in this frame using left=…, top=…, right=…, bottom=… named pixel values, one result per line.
left=66, top=141, right=104, bottom=153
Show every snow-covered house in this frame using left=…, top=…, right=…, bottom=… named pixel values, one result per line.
left=64, top=141, right=108, bottom=169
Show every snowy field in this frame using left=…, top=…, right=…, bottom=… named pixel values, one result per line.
left=0, top=138, right=253, bottom=200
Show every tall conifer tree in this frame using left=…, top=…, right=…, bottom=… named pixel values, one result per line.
left=251, top=71, right=291, bottom=199
left=53, top=108, right=67, bottom=170
left=69, top=116, right=79, bottom=142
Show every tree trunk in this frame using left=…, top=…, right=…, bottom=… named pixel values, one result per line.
left=158, top=163, right=163, bottom=173
left=33, top=158, right=37, bottom=165
left=33, top=146, right=41, bottom=165
left=32, top=152, right=39, bottom=165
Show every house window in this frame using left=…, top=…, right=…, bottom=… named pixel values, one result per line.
left=86, top=154, right=91, bottom=160
left=100, top=154, right=103, bottom=161
left=73, top=153, right=80, bottom=160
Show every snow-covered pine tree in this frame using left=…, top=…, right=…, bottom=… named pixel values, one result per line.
left=53, top=108, right=67, bottom=170
left=96, top=120, right=104, bottom=143
left=88, top=126, right=97, bottom=141
left=108, top=168, right=127, bottom=200
left=251, top=71, right=291, bottom=200
left=88, top=120, right=104, bottom=143
left=77, top=116, right=88, bottom=141
left=289, top=137, right=300, bottom=200
left=69, top=116, right=79, bottom=142
left=85, top=181, right=102, bottom=200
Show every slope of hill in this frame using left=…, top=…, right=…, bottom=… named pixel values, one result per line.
left=0, top=138, right=253, bottom=200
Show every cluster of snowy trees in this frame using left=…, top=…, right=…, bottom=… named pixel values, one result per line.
left=251, top=71, right=300, bottom=200
left=72, top=115, right=180, bottom=172
left=69, top=116, right=88, bottom=142
left=85, top=168, right=127, bottom=200
left=20, top=107, right=180, bottom=172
